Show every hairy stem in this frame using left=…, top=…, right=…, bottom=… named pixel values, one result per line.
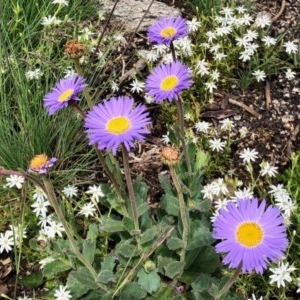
left=169, top=166, right=189, bottom=264
left=121, top=144, right=139, bottom=235
left=214, top=263, right=242, bottom=300
left=175, top=99, right=192, bottom=173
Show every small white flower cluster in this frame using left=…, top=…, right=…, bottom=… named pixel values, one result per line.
left=269, top=184, right=295, bottom=224
left=139, top=35, right=194, bottom=64
left=202, top=177, right=229, bottom=201
left=25, top=68, right=43, bottom=80
left=41, top=16, right=62, bottom=27
left=192, top=5, right=298, bottom=88
left=194, top=118, right=235, bottom=152
left=203, top=177, right=254, bottom=222
left=0, top=224, right=27, bottom=254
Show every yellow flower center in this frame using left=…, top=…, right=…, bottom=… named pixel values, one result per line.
left=160, top=75, right=179, bottom=91
left=29, top=154, right=48, bottom=170
left=160, top=27, right=177, bottom=38
left=106, top=116, right=131, bottom=135
left=58, top=89, right=74, bottom=102
left=236, top=221, right=264, bottom=248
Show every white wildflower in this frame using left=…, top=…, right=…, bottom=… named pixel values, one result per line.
left=5, top=175, right=24, bottom=189
left=41, top=16, right=62, bottom=26
left=284, top=41, right=298, bottom=54
left=285, top=68, right=296, bottom=80
left=244, top=29, right=258, bottom=41
left=162, top=131, right=170, bottom=145
left=196, top=59, right=210, bottom=76
left=205, top=82, right=217, bottom=93
left=254, top=13, right=271, bottom=28
left=260, top=161, right=278, bottom=177
left=33, top=187, right=47, bottom=202
left=261, top=36, right=277, bottom=47
left=208, top=138, right=226, bottom=152
left=62, top=185, right=78, bottom=198
left=52, top=0, right=69, bottom=6
left=31, top=199, right=50, bottom=218
left=25, top=69, right=43, bottom=80
left=214, top=52, right=227, bottom=61
left=63, top=67, right=76, bottom=78
left=239, top=13, right=253, bottom=26
left=86, top=185, right=104, bottom=202
left=130, top=79, right=145, bottom=93
left=269, top=261, right=296, bottom=288
left=195, top=121, right=211, bottom=133
left=0, top=231, right=14, bottom=253
left=252, top=70, right=266, bottom=82
left=54, top=285, right=72, bottom=300
left=220, top=119, right=234, bottom=131
left=187, top=17, right=201, bottom=32
left=111, top=81, right=119, bottom=92
left=232, top=187, right=254, bottom=201
left=239, top=148, right=259, bottom=163
left=211, top=69, right=220, bottom=82
left=45, top=220, right=65, bottom=239
left=78, top=202, right=96, bottom=218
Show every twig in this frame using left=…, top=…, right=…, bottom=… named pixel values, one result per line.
left=228, top=98, right=262, bottom=119
left=265, top=80, right=271, bottom=109
left=93, top=0, right=120, bottom=56
left=272, top=0, right=286, bottom=22
left=214, top=92, right=262, bottom=119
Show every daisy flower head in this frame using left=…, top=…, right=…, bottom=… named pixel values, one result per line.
left=213, top=198, right=288, bottom=274
left=145, top=61, right=193, bottom=103
left=28, top=154, right=57, bottom=174
left=84, top=96, right=151, bottom=155
left=147, top=16, right=189, bottom=45
left=43, top=75, right=87, bottom=115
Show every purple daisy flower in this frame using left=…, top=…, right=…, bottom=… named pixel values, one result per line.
left=145, top=61, right=193, bottom=103
left=43, top=75, right=87, bottom=115
left=28, top=154, right=57, bottom=174
left=84, top=96, right=151, bottom=155
left=213, top=198, right=288, bottom=274
left=147, top=16, right=189, bottom=45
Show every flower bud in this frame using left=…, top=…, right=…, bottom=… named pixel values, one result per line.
left=64, top=39, right=86, bottom=59
left=161, top=146, right=180, bottom=166
left=144, top=260, right=156, bottom=273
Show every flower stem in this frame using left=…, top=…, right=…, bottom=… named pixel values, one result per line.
left=169, top=42, right=192, bottom=173
left=175, top=99, right=192, bottom=173
left=42, top=177, right=109, bottom=292
left=121, top=144, right=140, bottom=236
left=169, top=166, right=189, bottom=264
left=214, top=263, right=242, bottom=300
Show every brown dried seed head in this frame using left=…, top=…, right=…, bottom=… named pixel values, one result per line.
left=161, top=146, right=180, bottom=166
left=64, top=39, right=86, bottom=59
